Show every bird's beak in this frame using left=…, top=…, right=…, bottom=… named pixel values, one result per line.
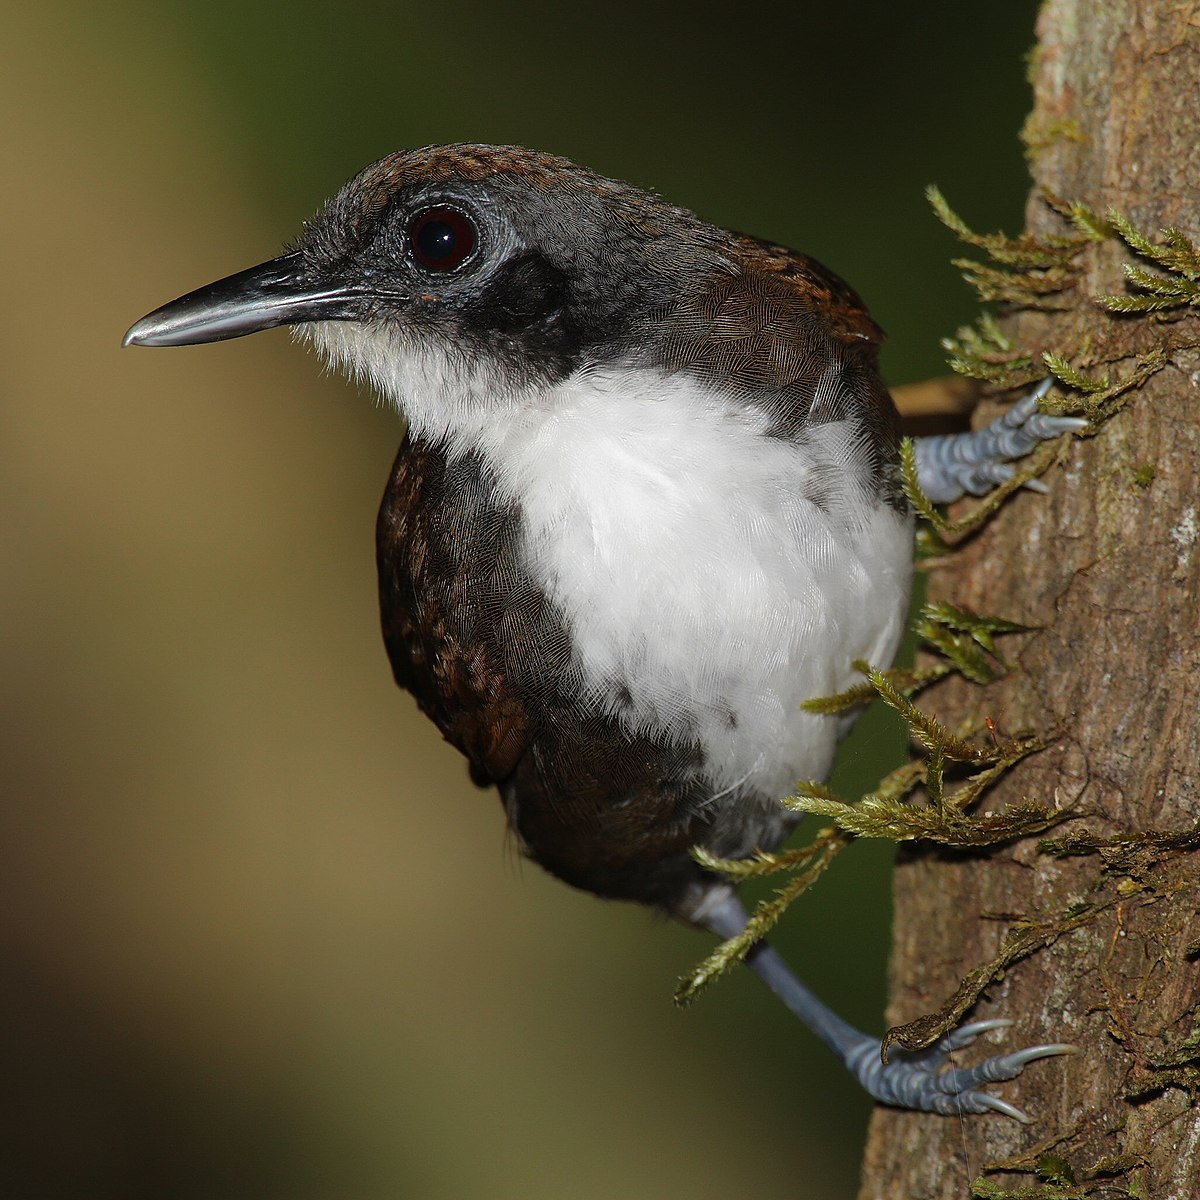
left=123, top=252, right=364, bottom=347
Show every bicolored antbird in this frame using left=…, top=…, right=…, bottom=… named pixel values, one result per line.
left=126, top=145, right=1080, bottom=1118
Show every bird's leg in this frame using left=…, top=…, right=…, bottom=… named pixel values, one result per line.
left=912, top=379, right=1089, bottom=504
left=701, top=893, right=1074, bottom=1121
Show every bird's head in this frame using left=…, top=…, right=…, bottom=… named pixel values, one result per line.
left=124, top=145, right=733, bottom=421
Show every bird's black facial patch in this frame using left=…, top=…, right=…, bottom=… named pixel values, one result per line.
left=459, top=249, right=583, bottom=383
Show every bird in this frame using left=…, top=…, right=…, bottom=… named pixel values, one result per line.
left=125, top=143, right=1079, bottom=1119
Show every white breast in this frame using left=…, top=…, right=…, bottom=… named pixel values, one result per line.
left=309, top=321, right=914, bottom=801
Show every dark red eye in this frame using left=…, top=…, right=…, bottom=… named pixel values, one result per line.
left=409, top=206, right=478, bottom=272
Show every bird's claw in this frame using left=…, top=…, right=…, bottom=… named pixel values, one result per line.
left=845, top=1017, right=1076, bottom=1122
left=913, top=378, right=1089, bottom=504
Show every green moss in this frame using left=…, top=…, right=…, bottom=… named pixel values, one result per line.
left=1021, top=114, right=1090, bottom=159
left=1097, top=213, right=1200, bottom=313
left=1129, top=462, right=1156, bottom=489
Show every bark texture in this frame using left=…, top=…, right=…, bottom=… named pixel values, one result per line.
left=859, top=4, right=1200, bottom=1196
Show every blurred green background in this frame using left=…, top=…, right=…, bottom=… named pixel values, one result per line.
left=2, top=3, right=1038, bottom=1197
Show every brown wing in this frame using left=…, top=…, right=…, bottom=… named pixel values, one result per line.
left=376, top=436, right=536, bottom=781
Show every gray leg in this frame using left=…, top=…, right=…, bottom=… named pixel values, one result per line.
left=913, top=379, right=1089, bottom=504
left=702, top=894, right=1074, bottom=1121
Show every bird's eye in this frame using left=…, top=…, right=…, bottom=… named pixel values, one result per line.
left=408, top=206, right=479, bottom=272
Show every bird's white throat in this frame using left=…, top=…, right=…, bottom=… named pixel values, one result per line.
left=308, top=319, right=914, bottom=801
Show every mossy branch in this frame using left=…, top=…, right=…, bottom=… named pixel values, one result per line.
left=674, top=829, right=846, bottom=1005
left=942, top=310, right=1038, bottom=389
left=1097, top=210, right=1200, bottom=312
left=928, top=185, right=1088, bottom=313
left=881, top=896, right=1122, bottom=1058
left=935, top=193, right=1186, bottom=425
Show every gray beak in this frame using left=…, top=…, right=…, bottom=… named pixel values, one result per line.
left=123, top=252, right=364, bottom=347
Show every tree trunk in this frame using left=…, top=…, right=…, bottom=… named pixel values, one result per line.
left=859, top=4, right=1200, bottom=1196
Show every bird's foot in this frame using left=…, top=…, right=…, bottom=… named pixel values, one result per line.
left=844, top=1017, right=1076, bottom=1122
left=913, top=379, right=1089, bottom=504
left=702, top=896, right=1075, bottom=1121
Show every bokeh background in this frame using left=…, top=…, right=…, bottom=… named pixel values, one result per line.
left=3, top=4, right=1039, bottom=1197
